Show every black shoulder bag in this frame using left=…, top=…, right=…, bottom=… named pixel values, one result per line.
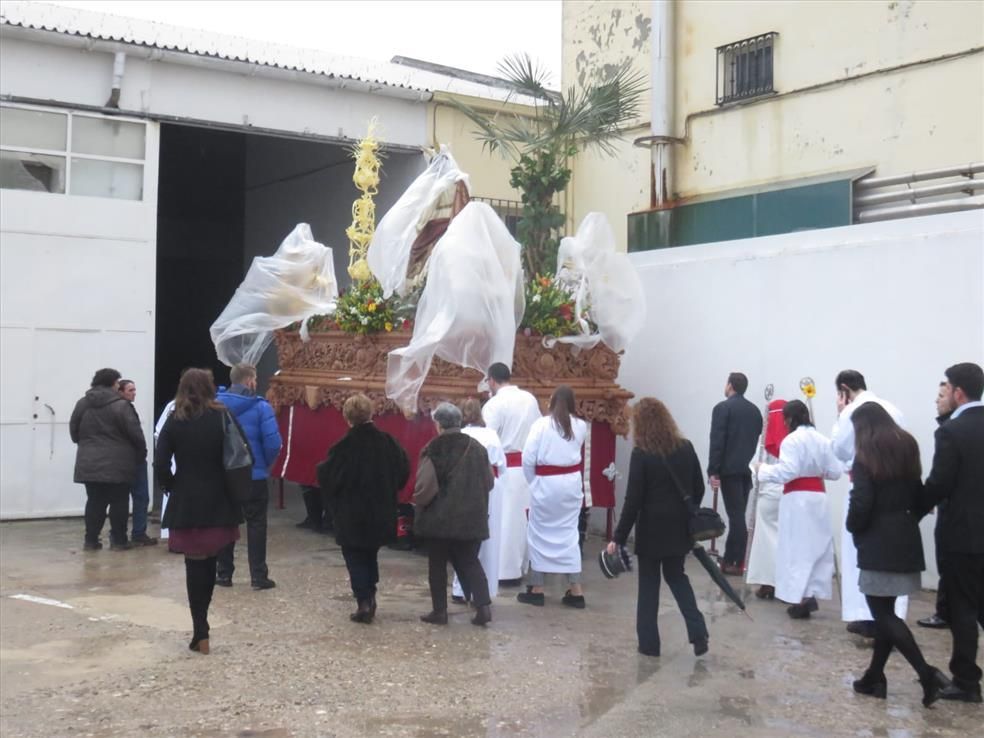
left=222, top=410, right=254, bottom=504
left=660, top=455, right=726, bottom=544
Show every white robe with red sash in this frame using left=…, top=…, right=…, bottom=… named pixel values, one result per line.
left=452, top=425, right=507, bottom=599
left=759, top=426, right=842, bottom=604
left=522, top=416, right=588, bottom=574
left=482, top=384, right=542, bottom=580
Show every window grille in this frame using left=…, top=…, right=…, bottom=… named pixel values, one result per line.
left=0, top=104, right=146, bottom=200
left=716, top=32, right=777, bottom=105
left=472, top=197, right=525, bottom=238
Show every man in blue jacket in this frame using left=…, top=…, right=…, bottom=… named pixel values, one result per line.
left=216, top=364, right=283, bottom=590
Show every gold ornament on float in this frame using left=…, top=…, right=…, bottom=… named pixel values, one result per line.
left=346, top=119, right=383, bottom=282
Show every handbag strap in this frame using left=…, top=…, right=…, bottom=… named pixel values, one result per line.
left=657, top=449, right=696, bottom=512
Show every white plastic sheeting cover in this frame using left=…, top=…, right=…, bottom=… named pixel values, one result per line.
left=386, top=202, right=524, bottom=413
left=210, top=223, right=338, bottom=367
left=552, top=213, right=645, bottom=353
left=367, top=146, right=469, bottom=298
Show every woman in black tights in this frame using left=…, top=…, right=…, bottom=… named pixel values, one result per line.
left=156, top=369, right=243, bottom=654
left=846, top=402, right=949, bottom=706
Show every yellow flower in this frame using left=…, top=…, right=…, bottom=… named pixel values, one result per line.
left=366, top=301, right=377, bottom=313
left=803, top=384, right=816, bottom=399
left=384, top=321, right=393, bottom=332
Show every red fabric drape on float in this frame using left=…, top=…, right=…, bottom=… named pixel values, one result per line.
left=271, top=403, right=617, bottom=508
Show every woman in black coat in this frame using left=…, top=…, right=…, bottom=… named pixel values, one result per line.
left=155, top=368, right=243, bottom=655
left=317, top=394, right=409, bottom=624
left=846, top=402, right=948, bottom=706
left=608, top=398, right=709, bottom=658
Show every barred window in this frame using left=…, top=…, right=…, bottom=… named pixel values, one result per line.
left=0, top=105, right=146, bottom=200
left=716, top=32, right=777, bottom=106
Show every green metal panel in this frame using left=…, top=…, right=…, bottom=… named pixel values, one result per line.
left=626, top=178, right=853, bottom=251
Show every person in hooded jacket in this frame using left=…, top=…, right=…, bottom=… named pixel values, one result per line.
left=215, top=364, right=282, bottom=590
left=70, top=367, right=147, bottom=551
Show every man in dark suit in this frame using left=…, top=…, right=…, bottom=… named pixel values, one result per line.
left=918, top=382, right=954, bottom=630
left=924, top=362, right=984, bottom=703
left=708, top=372, right=764, bottom=575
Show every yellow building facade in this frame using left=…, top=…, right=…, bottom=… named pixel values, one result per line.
left=563, top=0, right=984, bottom=250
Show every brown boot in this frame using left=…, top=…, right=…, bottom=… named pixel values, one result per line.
left=471, top=604, right=492, bottom=626
left=350, top=600, right=373, bottom=624
left=755, top=585, right=775, bottom=600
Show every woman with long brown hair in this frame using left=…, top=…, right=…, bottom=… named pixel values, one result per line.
left=519, top=385, right=588, bottom=608
left=608, top=397, right=709, bottom=657
left=847, top=402, right=948, bottom=706
left=155, top=368, right=242, bottom=654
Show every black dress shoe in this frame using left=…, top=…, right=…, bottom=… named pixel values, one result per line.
left=83, top=541, right=103, bottom=551
left=350, top=600, right=373, bottom=624
left=451, top=595, right=468, bottom=605
left=754, top=585, right=775, bottom=600
left=420, top=610, right=448, bottom=625
left=920, top=667, right=951, bottom=707
left=251, top=578, right=276, bottom=590
left=517, top=591, right=545, bottom=606
left=693, top=638, right=709, bottom=657
left=215, top=576, right=232, bottom=587
left=853, top=671, right=887, bottom=699
left=916, top=614, right=948, bottom=629
left=562, top=590, right=586, bottom=609
left=787, top=597, right=818, bottom=619
left=939, top=683, right=982, bottom=703
left=846, top=620, right=877, bottom=638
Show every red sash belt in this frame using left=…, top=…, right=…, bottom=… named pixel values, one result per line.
left=505, top=451, right=523, bottom=468
left=535, top=463, right=583, bottom=477
left=783, top=476, right=825, bottom=494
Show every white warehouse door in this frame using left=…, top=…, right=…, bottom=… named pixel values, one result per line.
left=0, top=105, right=159, bottom=519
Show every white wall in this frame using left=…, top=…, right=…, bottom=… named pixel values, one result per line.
left=613, top=211, right=984, bottom=586
left=0, top=124, right=160, bottom=519
left=0, top=35, right=428, bottom=148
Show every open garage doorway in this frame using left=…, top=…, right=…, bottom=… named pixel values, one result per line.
left=154, top=123, right=424, bottom=418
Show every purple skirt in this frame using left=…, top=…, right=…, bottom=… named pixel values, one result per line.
left=168, top=526, right=240, bottom=556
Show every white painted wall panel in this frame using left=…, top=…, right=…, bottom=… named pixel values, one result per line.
left=614, top=211, right=984, bottom=586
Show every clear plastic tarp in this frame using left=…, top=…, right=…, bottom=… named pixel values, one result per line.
left=551, top=212, right=646, bottom=353
left=367, top=145, right=470, bottom=298
left=386, top=202, right=525, bottom=413
left=210, top=223, right=338, bottom=367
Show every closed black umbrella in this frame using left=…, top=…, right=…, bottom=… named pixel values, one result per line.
left=691, top=545, right=752, bottom=619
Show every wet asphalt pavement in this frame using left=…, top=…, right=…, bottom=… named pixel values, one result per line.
left=1, top=491, right=979, bottom=737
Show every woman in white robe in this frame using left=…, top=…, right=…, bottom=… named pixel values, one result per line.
left=452, top=400, right=507, bottom=602
left=758, top=400, right=842, bottom=619
left=746, top=399, right=788, bottom=599
left=518, top=386, right=588, bottom=608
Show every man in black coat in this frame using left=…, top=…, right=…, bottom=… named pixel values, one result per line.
left=918, top=382, right=954, bottom=630
left=708, top=372, right=763, bottom=574
left=70, top=367, right=147, bottom=551
left=924, top=362, right=984, bottom=703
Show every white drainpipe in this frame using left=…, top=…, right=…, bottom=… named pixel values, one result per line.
left=105, top=51, right=126, bottom=108
left=650, top=0, right=675, bottom=206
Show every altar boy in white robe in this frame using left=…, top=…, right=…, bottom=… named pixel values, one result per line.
left=830, top=370, right=907, bottom=638
left=746, top=398, right=788, bottom=600
left=482, top=362, right=542, bottom=586
left=452, top=399, right=507, bottom=602
left=518, top=385, right=588, bottom=608
left=758, top=400, right=842, bottom=618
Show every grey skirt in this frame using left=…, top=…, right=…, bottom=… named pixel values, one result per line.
left=858, top=569, right=921, bottom=597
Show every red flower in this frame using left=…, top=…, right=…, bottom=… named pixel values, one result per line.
left=558, top=303, right=573, bottom=321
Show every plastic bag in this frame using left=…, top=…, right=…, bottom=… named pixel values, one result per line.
left=210, top=223, right=338, bottom=367
left=551, top=213, right=645, bottom=353
left=367, top=146, right=470, bottom=299
left=386, top=202, right=525, bottom=413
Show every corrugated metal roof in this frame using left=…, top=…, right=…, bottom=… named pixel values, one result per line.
left=0, top=1, right=532, bottom=103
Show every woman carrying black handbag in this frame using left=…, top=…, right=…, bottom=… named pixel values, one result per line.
left=155, top=368, right=243, bottom=654
left=608, top=398, right=709, bottom=658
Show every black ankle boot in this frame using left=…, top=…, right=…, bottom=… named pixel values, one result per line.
left=350, top=600, right=373, bottom=624
left=920, top=667, right=950, bottom=707
left=471, top=604, right=492, bottom=626
left=853, top=671, right=887, bottom=699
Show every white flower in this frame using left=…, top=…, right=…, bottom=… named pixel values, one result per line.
left=531, top=294, right=542, bottom=303
left=360, top=316, right=369, bottom=325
